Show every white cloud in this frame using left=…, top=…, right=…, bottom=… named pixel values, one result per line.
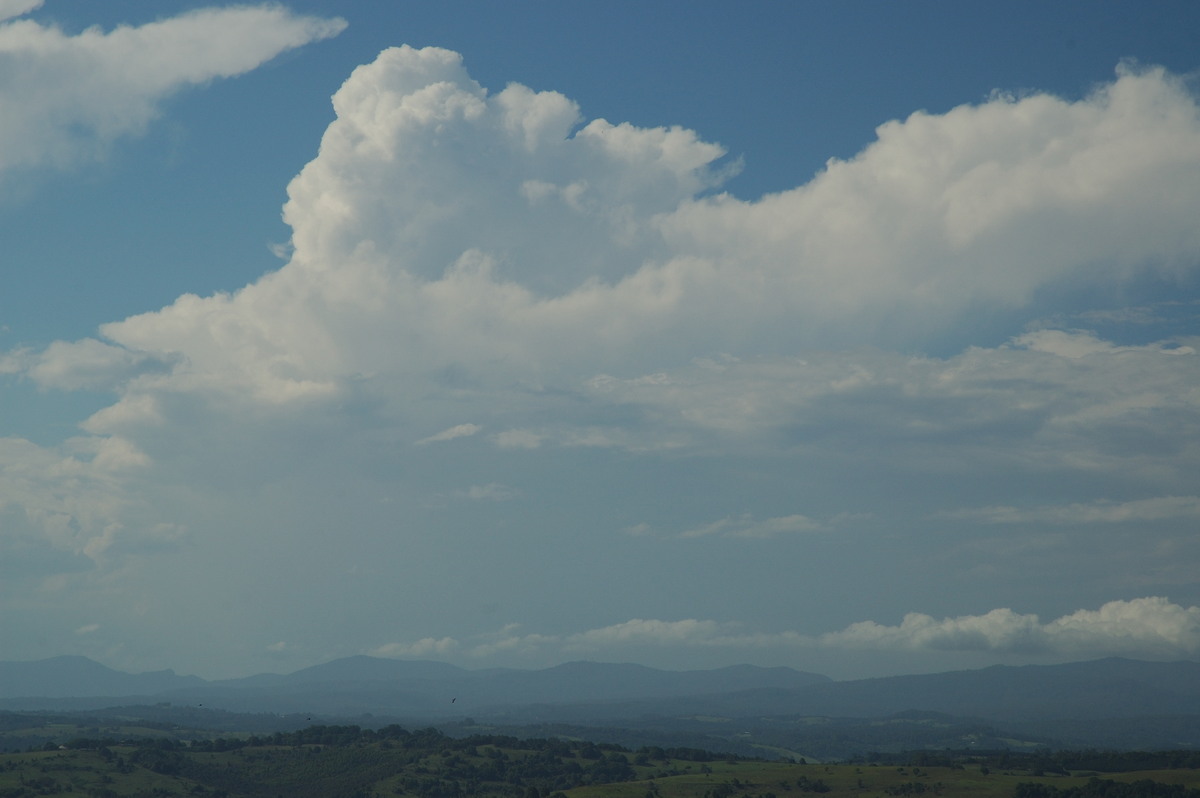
left=435, top=482, right=518, bottom=502
left=368, top=620, right=807, bottom=664
left=0, top=4, right=345, bottom=176
left=23, top=338, right=171, bottom=391
left=652, top=63, right=1200, bottom=341
left=467, top=625, right=556, bottom=659
left=1044, top=597, right=1200, bottom=656
left=372, top=637, right=460, bottom=659
left=4, top=41, right=1200, bottom=677
left=821, top=598, right=1200, bottom=659
left=680, top=513, right=823, bottom=539
left=29, top=52, right=1194, bottom=424
left=461, top=483, right=516, bottom=501
left=580, top=331, right=1200, bottom=487
left=1014, top=329, right=1196, bottom=359
left=937, top=496, right=1200, bottom=525
left=563, top=619, right=813, bottom=655
left=3, top=48, right=1197, bottom=615
left=416, top=423, right=482, bottom=445
left=566, top=618, right=729, bottom=648
left=409, top=599, right=1200, bottom=667
left=0, top=1, right=39, bottom=24
left=822, top=608, right=1046, bottom=653
left=0, top=434, right=160, bottom=569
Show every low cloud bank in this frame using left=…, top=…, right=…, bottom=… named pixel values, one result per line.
left=368, top=597, right=1200, bottom=668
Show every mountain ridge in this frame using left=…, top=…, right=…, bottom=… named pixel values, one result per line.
left=0, top=655, right=206, bottom=699
left=2, top=655, right=1199, bottom=731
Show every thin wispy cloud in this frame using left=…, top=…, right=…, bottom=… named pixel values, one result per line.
left=937, top=496, right=1200, bottom=525
left=679, top=513, right=824, bottom=539
left=416, top=423, right=482, bottom=446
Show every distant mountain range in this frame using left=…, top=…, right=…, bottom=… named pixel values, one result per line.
left=0, top=655, right=829, bottom=715
left=0, top=655, right=206, bottom=700
left=3, top=655, right=1200, bottom=754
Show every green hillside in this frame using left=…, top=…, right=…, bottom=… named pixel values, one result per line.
left=2, top=725, right=1200, bottom=798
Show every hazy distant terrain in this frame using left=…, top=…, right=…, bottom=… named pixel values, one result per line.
left=3, top=657, right=1200, bottom=758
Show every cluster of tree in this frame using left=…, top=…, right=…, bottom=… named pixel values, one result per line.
left=1050, top=752, right=1200, bottom=773
left=885, top=781, right=944, bottom=796
left=706, top=777, right=772, bottom=798
left=852, top=749, right=1200, bottom=774
left=785, top=775, right=832, bottom=792
left=1015, top=778, right=1200, bottom=798
left=41, top=724, right=710, bottom=798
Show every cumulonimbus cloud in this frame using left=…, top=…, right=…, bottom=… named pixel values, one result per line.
left=7, top=46, right=1200, bottom=584
left=3, top=36, right=1199, bottom=678
left=37, top=51, right=1197, bottom=417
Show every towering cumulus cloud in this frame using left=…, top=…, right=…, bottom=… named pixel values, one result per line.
left=6, top=42, right=1200, bottom=675
left=85, top=51, right=1200, bottom=411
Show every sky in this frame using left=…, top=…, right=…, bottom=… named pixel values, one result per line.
left=1, top=0, right=1199, bottom=682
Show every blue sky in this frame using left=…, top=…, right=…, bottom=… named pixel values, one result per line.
left=1, top=0, right=1199, bottom=681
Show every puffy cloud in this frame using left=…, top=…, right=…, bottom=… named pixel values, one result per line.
left=38, top=51, right=1195, bottom=423
left=822, top=598, right=1200, bottom=659
left=20, top=338, right=172, bottom=391
left=653, top=63, right=1200, bottom=341
left=0, top=1, right=40, bottom=24
left=5, top=41, right=1200, bottom=676
left=5, top=47, right=1199, bottom=607
left=823, top=608, right=1046, bottom=653
left=1044, top=597, right=1200, bottom=656
left=0, top=4, right=345, bottom=175
left=566, top=618, right=729, bottom=648
left=418, top=599, right=1200, bottom=666
left=0, top=434, right=162, bottom=569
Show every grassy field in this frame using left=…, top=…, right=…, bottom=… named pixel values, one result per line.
left=0, top=748, right=198, bottom=796
left=564, top=760, right=1200, bottom=798
left=2, top=734, right=1200, bottom=798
